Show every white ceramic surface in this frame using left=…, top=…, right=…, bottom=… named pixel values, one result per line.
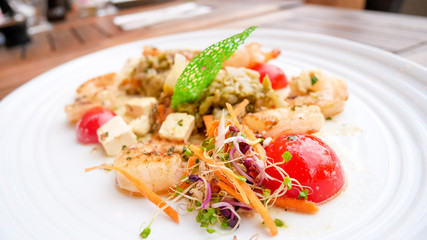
left=0, top=29, right=426, bottom=240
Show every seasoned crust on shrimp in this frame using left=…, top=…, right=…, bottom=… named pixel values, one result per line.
left=243, top=105, right=325, bottom=138
left=287, top=70, right=349, bottom=117
left=113, top=139, right=184, bottom=194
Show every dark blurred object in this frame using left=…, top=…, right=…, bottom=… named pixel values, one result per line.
left=0, top=0, right=31, bottom=47
left=47, top=0, right=67, bottom=21
left=365, top=0, right=403, bottom=12
left=111, top=0, right=172, bottom=10
left=305, top=0, right=365, bottom=9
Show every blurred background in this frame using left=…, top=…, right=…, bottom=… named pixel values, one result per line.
left=0, top=0, right=426, bottom=99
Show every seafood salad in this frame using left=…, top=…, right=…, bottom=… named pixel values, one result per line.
left=65, top=27, right=349, bottom=238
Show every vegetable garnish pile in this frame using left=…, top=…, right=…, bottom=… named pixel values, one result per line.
left=69, top=25, right=349, bottom=239
left=171, top=26, right=257, bottom=109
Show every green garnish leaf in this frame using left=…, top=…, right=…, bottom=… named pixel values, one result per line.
left=274, top=218, right=286, bottom=227
left=167, top=146, right=175, bottom=156
left=171, top=26, right=257, bottom=109
left=326, top=116, right=332, bottom=120
left=238, top=175, right=247, bottom=182
left=206, top=228, right=216, bottom=234
left=282, top=151, right=292, bottom=163
left=201, top=137, right=215, bottom=151
left=140, top=227, right=151, bottom=239
left=183, top=146, right=193, bottom=157
left=311, top=75, right=318, bottom=85
left=283, top=177, right=292, bottom=190
left=188, top=208, right=194, bottom=212
left=298, top=188, right=309, bottom=200
left=178, top=119, right=183, bottom=126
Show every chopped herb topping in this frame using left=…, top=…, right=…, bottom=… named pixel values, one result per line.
left=178, top=119, right=184, bottom=126
left=126, top=157, right=132, bottom=160
left=311, top=75, right=318, bottom=85
left=326, top=116, right=332, bottom=120
left=282, top=151, right=292, bottom=162
left=122, top=145, right=127, bottom=150
left=167, top=146, right=175, bottom=156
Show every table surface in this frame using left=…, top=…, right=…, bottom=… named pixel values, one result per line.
left=1, top=0, right=427, bottom=99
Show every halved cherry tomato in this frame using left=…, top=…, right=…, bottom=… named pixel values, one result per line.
left=252, top=63, right=288, bottom=89
left=76, top=107, right=116, bottom=144
left=264, top=134, right=345, bottom=203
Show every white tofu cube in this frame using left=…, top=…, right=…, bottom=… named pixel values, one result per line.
left=125, top=97, right=157, bottom=118
left=97, top=116, right=137, bottom=156
left=159, top=113, right=195, bottom=143
left=130, top=115, right=151, bottom=136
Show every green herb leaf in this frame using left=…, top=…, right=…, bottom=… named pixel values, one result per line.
left=140, top=227, right=151, bottom=239
left=282, top=151, right=292, bottom=163
left=171, top=26, right=257, bottom=109
left=298, top=188, right=309, bottom=200
left=183, top=146, right=193, bottom=156
left=167, top=146, right=175, bottom=156
left=206, top=228, right=216, bottom=234
left=326, top=116, right=332, bottom=120
left=283, top=177, right=292, bottom=190
left=178, top=119, right=183, bottom=126
left=238, top=175, right=247, bottom=182
left=311, top=75, right=318, bottom=85
left=274, top=218, right=285, bottom=227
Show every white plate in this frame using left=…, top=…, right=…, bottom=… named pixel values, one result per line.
left=0, top=29, right=426, bottom=240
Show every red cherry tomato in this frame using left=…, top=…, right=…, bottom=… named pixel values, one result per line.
left=76, top=107, right=116, bottom=144
left=252, top=63, right=288, bottom=89
left=264, top=134, right=345, bottom=203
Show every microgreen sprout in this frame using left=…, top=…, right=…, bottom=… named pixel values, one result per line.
left=282, top=151, right=292, bottom=163
left=298, top=188, right=309, bottom=200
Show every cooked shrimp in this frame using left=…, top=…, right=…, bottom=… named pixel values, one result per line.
left=286, top=70, right=349, bottom=117
left=113, top=139, right=184, bottom=194
left=65, top=73, right=119, bottom=123
left=223, top=42, right=280, bottom=69
left=243, top=105, right=325, bottom=138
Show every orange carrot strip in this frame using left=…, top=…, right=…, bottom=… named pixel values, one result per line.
left=226, top=103, right=241, bottom=129
left=242, top=125, right=267, bottom=162
left=85, top=165, right=179, bottom=223
left=239, top=181, right=278, bottom=236
left=233, top=99, right=249, bottom=117
left=203, top=115, right=214, bottom=133
left=207, top=120, right=220, bottom=137
left=186, top=156, right=197, bottom=175
left=214, top=171, right=232, bottom=186
left=189, top=145, right=250, bottom=205
left=217, top=181, right=254, bottom=209
left=274, top=197, right=318, bottom=214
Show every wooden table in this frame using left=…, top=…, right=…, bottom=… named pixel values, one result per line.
left=1, top=0, right=427, bottom=99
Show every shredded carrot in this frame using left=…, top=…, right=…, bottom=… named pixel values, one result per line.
left=186, top=156, right=197, bottom=175
left=203, top=115, right=214, bottom=134
left=242, top=125, right=267, bottom=162
left=214, top=171, right=232, bottom=186
left=85, top=165, right=179, bottom=223
left=189, top=145, right=250, bottom=205
left=217, top=181, right=254, bottom=209
left=274, top=197, right=318, bottom=214
left=239, top=181, right=278, bottom=236
left=207, top=120, right=220, bottom=137
left=233, top=99, right=249, bottom=117
left=226, top=103, right=241, bottom=129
